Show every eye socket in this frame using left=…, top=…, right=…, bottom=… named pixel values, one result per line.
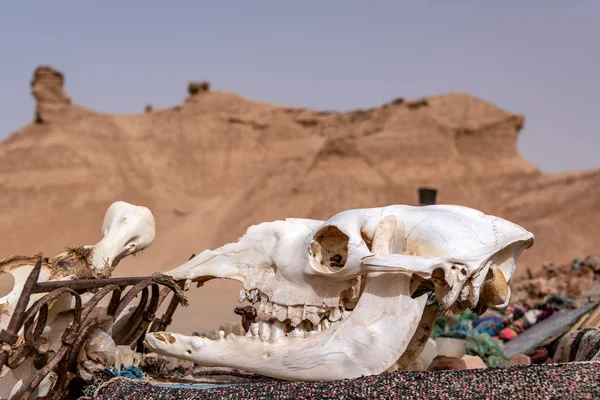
left=310, top=225, right=349, bottom=274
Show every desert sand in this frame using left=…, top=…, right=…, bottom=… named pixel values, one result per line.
left=0, top=66, right=598, bottom=333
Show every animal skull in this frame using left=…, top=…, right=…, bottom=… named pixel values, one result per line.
left=145, top=205, right=534, bottom=381
left=0, top=201, right=155, bottom=399
left=0, top=201, right=156, bottom=331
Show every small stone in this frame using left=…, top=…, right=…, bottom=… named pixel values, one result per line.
left=527, top=347, right=550, bottom=364
left=427, top=355, right=467, bottom=371
left=509, top=353, right=531, bottom=366
left=460, top=355, right=487, bottom=369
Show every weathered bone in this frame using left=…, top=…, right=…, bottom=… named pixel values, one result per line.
left=0, top=201, right=156, bottom=331
left=0, top=201, right=156, bottom=398
left=146, top=215, right=428, bottom=380
left=145, top=204, right=534, bottom=381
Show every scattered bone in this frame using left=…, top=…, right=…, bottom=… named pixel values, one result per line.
left=0, top=201, right=156, bottom=398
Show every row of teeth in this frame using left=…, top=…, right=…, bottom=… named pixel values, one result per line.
left=217, top=319, right=338, bottom=343
left=239, top=288, right=350, bottom=326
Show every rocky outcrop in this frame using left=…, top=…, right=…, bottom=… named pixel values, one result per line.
left=30, top=66, right=71, bottom=123
left=186, top=81, right=210, bottom=103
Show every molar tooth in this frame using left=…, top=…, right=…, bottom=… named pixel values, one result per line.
left=304, top=305, right=320, bottom=317
left=250, top=322, right=259, bottom=337
left=264, top=302, right=273, bottom=314
left=271, top=321, right=285, bottom=342
left=288, top=306, right=303, bottom=326
left=276, top=306, right=288, bottom=322
left=257, top=303, right=266, bottom=316
left=259, top=322, right=271, bottom=342
left=329, top=307, right=342, bottom=322
left=248, top=289, right=258, bottom=303
left=307, top=312, right=321, bottom=326
left=238, top=289, right=247, bottom=303
left=321, top=319, right=331, bottom=330
left=260, top=292, right=269, bottom=304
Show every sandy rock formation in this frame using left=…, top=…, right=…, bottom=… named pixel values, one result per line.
left=31, top=66, right=71, bottom=123
left=0, top=65, right=598, bottom=333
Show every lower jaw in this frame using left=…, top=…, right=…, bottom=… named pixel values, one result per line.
left=145, top=273, right=429, bottom=381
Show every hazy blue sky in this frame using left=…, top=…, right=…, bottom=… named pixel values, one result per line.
left=0, top=2, right=598, bottom=173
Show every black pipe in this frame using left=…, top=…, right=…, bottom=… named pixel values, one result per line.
left=418, top=187, right=437, bottom=205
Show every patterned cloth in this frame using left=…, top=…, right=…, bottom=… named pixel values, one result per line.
left=81, top=362, right=600, bottom=399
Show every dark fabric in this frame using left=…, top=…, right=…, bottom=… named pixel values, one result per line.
left=570, top=329, right=595, bottom=362
left=555, top=329, right=600, bottom=363
left=82, top=362, right=600, bottom=400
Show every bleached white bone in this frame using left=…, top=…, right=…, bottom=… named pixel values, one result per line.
left=145, top=204, right=534, bottom=381
left=0, top=201, right=156, bottom=398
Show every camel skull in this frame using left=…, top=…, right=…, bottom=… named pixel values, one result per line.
left=145, top=205, right=534, bottom=381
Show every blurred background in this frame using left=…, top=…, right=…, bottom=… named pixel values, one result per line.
left=0, top=2, right=598, bottom=333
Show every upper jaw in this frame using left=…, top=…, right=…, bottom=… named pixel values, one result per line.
left=360, top=235, right=534, bottom=311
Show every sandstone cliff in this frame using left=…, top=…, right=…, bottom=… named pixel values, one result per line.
left=0, top=66, right=597, bottom=331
